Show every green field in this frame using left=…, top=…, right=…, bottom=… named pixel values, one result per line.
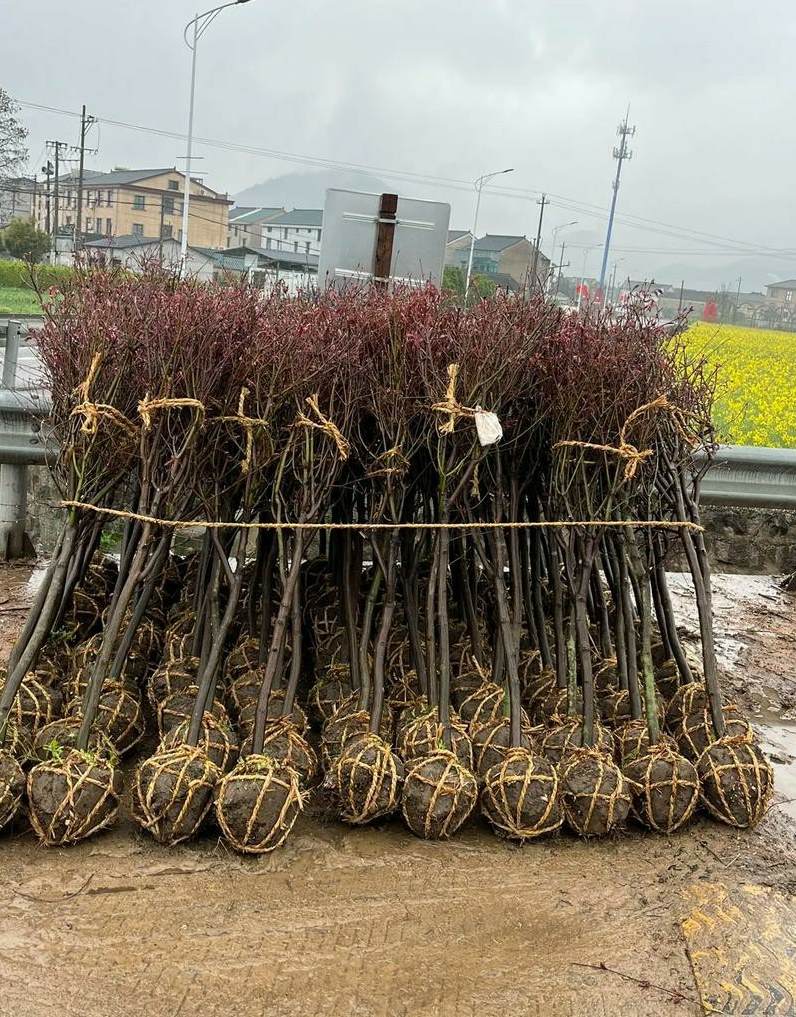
left=0, top=286, right=42, bottom=315
left=685, top=322, right=796, bottom=448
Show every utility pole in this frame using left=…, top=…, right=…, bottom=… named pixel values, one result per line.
left=530, top=193, right=547, bottom=292
left=677, top=279, right=685, bottom=315
left=598, top=107, right=636, bottom=300
left=46, top=140, right=69, bottom=259
left=734, top=275, right=742, bottom=323
left=556, top=242, right=569, bottom=295
left=75, top=105, right=97, bottom=251
left=41, top=160, right=53, bottom=236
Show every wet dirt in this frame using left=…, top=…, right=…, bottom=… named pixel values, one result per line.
left=0, top=565, right=794, bottom=1017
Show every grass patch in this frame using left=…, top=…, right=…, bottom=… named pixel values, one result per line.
left=0, top=286, right=42, bottom=315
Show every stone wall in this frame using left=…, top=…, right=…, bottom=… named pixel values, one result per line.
left=695, top=506, right=796, bottom=575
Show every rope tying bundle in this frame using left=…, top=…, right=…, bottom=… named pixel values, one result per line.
left=294, top=394, right=350, bottom=460
left=431, top=363, right=478, bottom=434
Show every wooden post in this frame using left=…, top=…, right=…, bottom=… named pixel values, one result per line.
left=373, top=193, right=398, bottom=287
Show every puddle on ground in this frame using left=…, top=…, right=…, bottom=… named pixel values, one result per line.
left=757, top=711, right=796, bottom=823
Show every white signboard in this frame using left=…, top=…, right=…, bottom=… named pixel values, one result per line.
left=318, top=188, right=451, bottom=291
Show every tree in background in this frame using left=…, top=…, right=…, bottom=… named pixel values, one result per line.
left=0, top=90, right=29, bottom=221
left=442, top=265, right=497, bottom=302
left=2, top=219, right=51, bottom=263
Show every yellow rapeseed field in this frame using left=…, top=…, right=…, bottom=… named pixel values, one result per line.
left=685, top=322, right=796, bottom=448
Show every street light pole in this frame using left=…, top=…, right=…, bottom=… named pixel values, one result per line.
left=180, top=0, right=253, bottom=275
left=464, top=167, right=513, bottom=303
left=548, top=220, right=578, bottom=293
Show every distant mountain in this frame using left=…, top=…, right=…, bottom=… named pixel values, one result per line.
left=234, top=169, right=391, bottom=209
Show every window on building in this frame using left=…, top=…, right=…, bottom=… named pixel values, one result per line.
left=266, top=238, right=272, bottom=249
left=106, top=218, right=112, bottom=235
left=132, top=223, right=144, bottom=236
left=132, top=194, right=145, bottom=210
left=168, top=180, right=179, bottom=190
left=86, top=218, right=93, bottom=232
left=284, top=228, right=288, bottom=239
left=178, top=229, right=183, bottom=243
left=294, top=241, right=298, bottom=252
left=162, top=196, right=175, bottom=214
left=316, top=229, right=321, bottom=241
left=161, top=224, right=173, bottom=239
left=305, top=242, right=310, bottom=253
left=107, top=190, right=113, bottom=205
left=65, top=215, right=72, bottom=226
left=786, top=290, right=793, bottom=303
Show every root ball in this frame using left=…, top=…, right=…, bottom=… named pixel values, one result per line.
left=133, top=745, right=220, bottom=845
left=559, top=748, right=632, bottom=837
left=697, top=737, right=773, bottom=828
left=27, top=749, right=121, bottom=845
left=623, top=744, right=700, bottom=833
left=0, top=749, right=25, bottom=830
left=401, top=750, right=478, bottom=839
left=161, top=713, right=239, bottom=772
left=214, top=755, right=304, bottom=854
left=480, top=747, right=562, bottom=840
left=334, top=734, right=404, bottom=824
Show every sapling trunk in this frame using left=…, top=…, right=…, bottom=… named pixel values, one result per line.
left=341, top=531, right=361, bottom=689
left=251, top=531, right=306, bottom=755
left=109, top=532, right=172, bottom=681
left=590, top=555, right=613, bottom=659
left=281, top=574, right=303, bottom=715
left=530, top=528, right=553, bottom=670
left=400, top=533, right=428, bottom=697
left=436, top=524, right=452, bottom=748
left=6, top=523, right=67, bottom=674
left=603, top=537, right=629, bottom=691
left=489, top=529, right=523, bottom=746
left=615, top=534, right=641, bottom=718
left=425, top=534, right=439, bottom=707
left=369, top=528, right=399, bottom=735
left=652, top=534, right=693, bottom=683
left=520, top=529, right=540, bottom=656
left=357, top=559, right=383, bottom=712
left=566, top=603, right=577, bottom=714
left=672, top=469, right=725, bottom=738
left=257, top=535, right=277, bottom=664
left=550, top=538, right=567, bottom=690
left=0, top=519, right=79, bottom=742
left=623, top=527, right=660, bottom=745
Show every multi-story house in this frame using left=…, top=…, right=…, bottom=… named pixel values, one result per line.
left=447, top=233, right=550, bottom=288
left=33, top=167, right=231, bottom=248
left=226, top=206, right=285, bottom=249
left=261, top=208, right=323, bottom=255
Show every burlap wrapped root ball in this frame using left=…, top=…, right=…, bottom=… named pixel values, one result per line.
left=471, top=717, right=535, bottom=779
left=32, top=716, right=115, bottom=762
left=214, top=755, right=304, bottom=854
left=334, top=734, right=404, bottom=825
left=147, top=660, right=200, bottom=710
left=401, top=750, right=478, bottom=839
left=27, top=749, right=122, bottom=845
left=458, top=681, right=507, bottom=732
left=161, top=712, right=239, bottom=773
left=0, top=749, right=25, bottom=830
left=665, top=682, right=708, bottom=729
left=69, top=684, right=145, bottom=755
left=237, top=691, right=307, bottom=739
left=615, top=718, right=676, bottom=767
left=535, top=687, right=581, bottom=727
left=520, top=668, right=557, bottom=718
left=0, top=673, right=63, bottom=736
left=654, top=658, right=682, bottom=702
left=674, top=704, right=753, bottom=762
left=541, top=719, right=614, bottom=766
left=559, top=748, right=632, bottom=837
left=308, top=665, right=354, bottom=726
left=480, top=747, right=562, bottom=840
left=157, top=688, right=230, bottom=737
left=398, top=707, right=473, bottom=770
left=623, top=743, right=700, bottom=833
left=133, top=744, right=220, bottom=845
left=240, top=718, right=318, bottom=784
left=697, top=736, right=773, bottom=828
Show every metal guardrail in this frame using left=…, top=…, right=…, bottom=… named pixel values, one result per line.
left=1, top=317, right=796, bottom=509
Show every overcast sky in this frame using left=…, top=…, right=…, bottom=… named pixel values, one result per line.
left=4, top=0, right=796, bottom=289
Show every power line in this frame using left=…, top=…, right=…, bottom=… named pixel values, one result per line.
left=17, top=97, right=794, bottom=258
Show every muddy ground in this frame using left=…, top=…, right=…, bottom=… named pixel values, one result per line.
left=0, top=565, right=794, bottom=1017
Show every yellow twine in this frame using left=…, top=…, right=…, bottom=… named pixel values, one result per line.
left=431, top=363, right=478, bottom=434
left=55, top=500, right=704, bottom=532
left=294, top=395, right=350, bottom=460
left=216, top=387, right=271, bottom=476
left=138, top=395, right=206, bottom=431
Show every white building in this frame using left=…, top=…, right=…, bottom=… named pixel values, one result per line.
left=261, top=208, right=323, bottom=256
left=83, top=234, right=245, bottom=281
